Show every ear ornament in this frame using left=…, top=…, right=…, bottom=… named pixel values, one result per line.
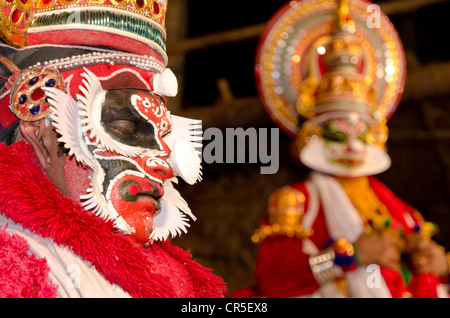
left=10, top=67, right=66, bottom=122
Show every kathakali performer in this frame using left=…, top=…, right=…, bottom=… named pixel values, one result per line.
left=231, top=0, right=449, bottom=298
left=0, top=0, right=225, bottom=297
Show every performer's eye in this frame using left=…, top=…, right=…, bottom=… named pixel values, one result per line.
left=324, top=131, right=347, bottom=143
left=110, top=120, right=137, bottom=137
left=323, top=123, right=347, bottom=144
left=357, top=131, right=367, bottom=143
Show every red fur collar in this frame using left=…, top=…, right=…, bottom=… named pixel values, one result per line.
left=0, top=141, right=225, bottom=298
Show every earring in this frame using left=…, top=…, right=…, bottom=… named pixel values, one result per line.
left=47, top=157, right=52, bottom=169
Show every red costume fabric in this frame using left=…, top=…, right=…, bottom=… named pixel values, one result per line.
left=0, top=141, right=225, bottom=298
left=0, top=227, right=57, bottom=298
left=230, top=176, right=447, bottom=298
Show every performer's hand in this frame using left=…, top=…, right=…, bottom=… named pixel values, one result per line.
left=409, top=240, right=448, bottom=277
left=354, top=233, right=401, bottom=271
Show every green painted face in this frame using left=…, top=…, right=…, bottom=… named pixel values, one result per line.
left=322, top=117, right=368, bottom=168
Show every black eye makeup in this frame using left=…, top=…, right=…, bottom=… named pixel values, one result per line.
left=109, top=119, right=137, bottom=137
left=100, top=89, right=163, bottom=151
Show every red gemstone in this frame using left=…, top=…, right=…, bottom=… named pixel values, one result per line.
left=153, top=1, right=160, bottom=14
left=11, top=9, right=22, bottom=24
left=31, top=88, right=44, bottom=101
left=136, top=0, right=144, bottom=8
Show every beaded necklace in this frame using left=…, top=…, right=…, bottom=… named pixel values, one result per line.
left=334, top=176, right=405, bottom=250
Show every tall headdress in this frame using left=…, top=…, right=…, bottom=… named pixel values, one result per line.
left=1, top=0, right=168, bottom=59
left=0, top=0, right=175, bottom=129
left=255, top=0, right=406, bottom=151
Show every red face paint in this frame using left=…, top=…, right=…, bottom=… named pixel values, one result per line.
left=92, top=90, right=175, bottom=245
left=64, top=154, right=91, bottom=205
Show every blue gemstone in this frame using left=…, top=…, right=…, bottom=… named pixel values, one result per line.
left=18, top=94, right=27, bottom=104
left=29, top=105, right=40, bottom=115
left=45, top=79, right=56, bottom=87
left=28, top=76, right=39, bottom=86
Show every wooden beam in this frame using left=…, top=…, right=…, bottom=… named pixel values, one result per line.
left=167, top=0, right=450, bottom=54
left=178, top=96, right=267, bottom=129
left=177, top=61, right=450, bottom=128
left=167, top=23, right=265, bottom=55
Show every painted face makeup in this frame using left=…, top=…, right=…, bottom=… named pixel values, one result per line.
left=94, top=89, right=175, bottom=244
left=322, top=117, right=368, bottom=168
left=45, top=68, right=202, bottom=246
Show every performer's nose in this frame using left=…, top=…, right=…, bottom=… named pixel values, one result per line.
left=142, top=156, right=174, bottom=183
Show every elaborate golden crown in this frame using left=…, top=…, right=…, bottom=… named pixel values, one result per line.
left=0, top=0, right=34, bottom=47
left=296, top=0, right=376, bottom=121
left=0, top=0, right=168, bottom=61
left=255, top=0, right=406, bottom=137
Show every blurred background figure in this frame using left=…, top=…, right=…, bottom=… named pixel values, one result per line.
left=228, top=0, right=449, bottom=298
left=164, top=0, right=450, bottom=295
